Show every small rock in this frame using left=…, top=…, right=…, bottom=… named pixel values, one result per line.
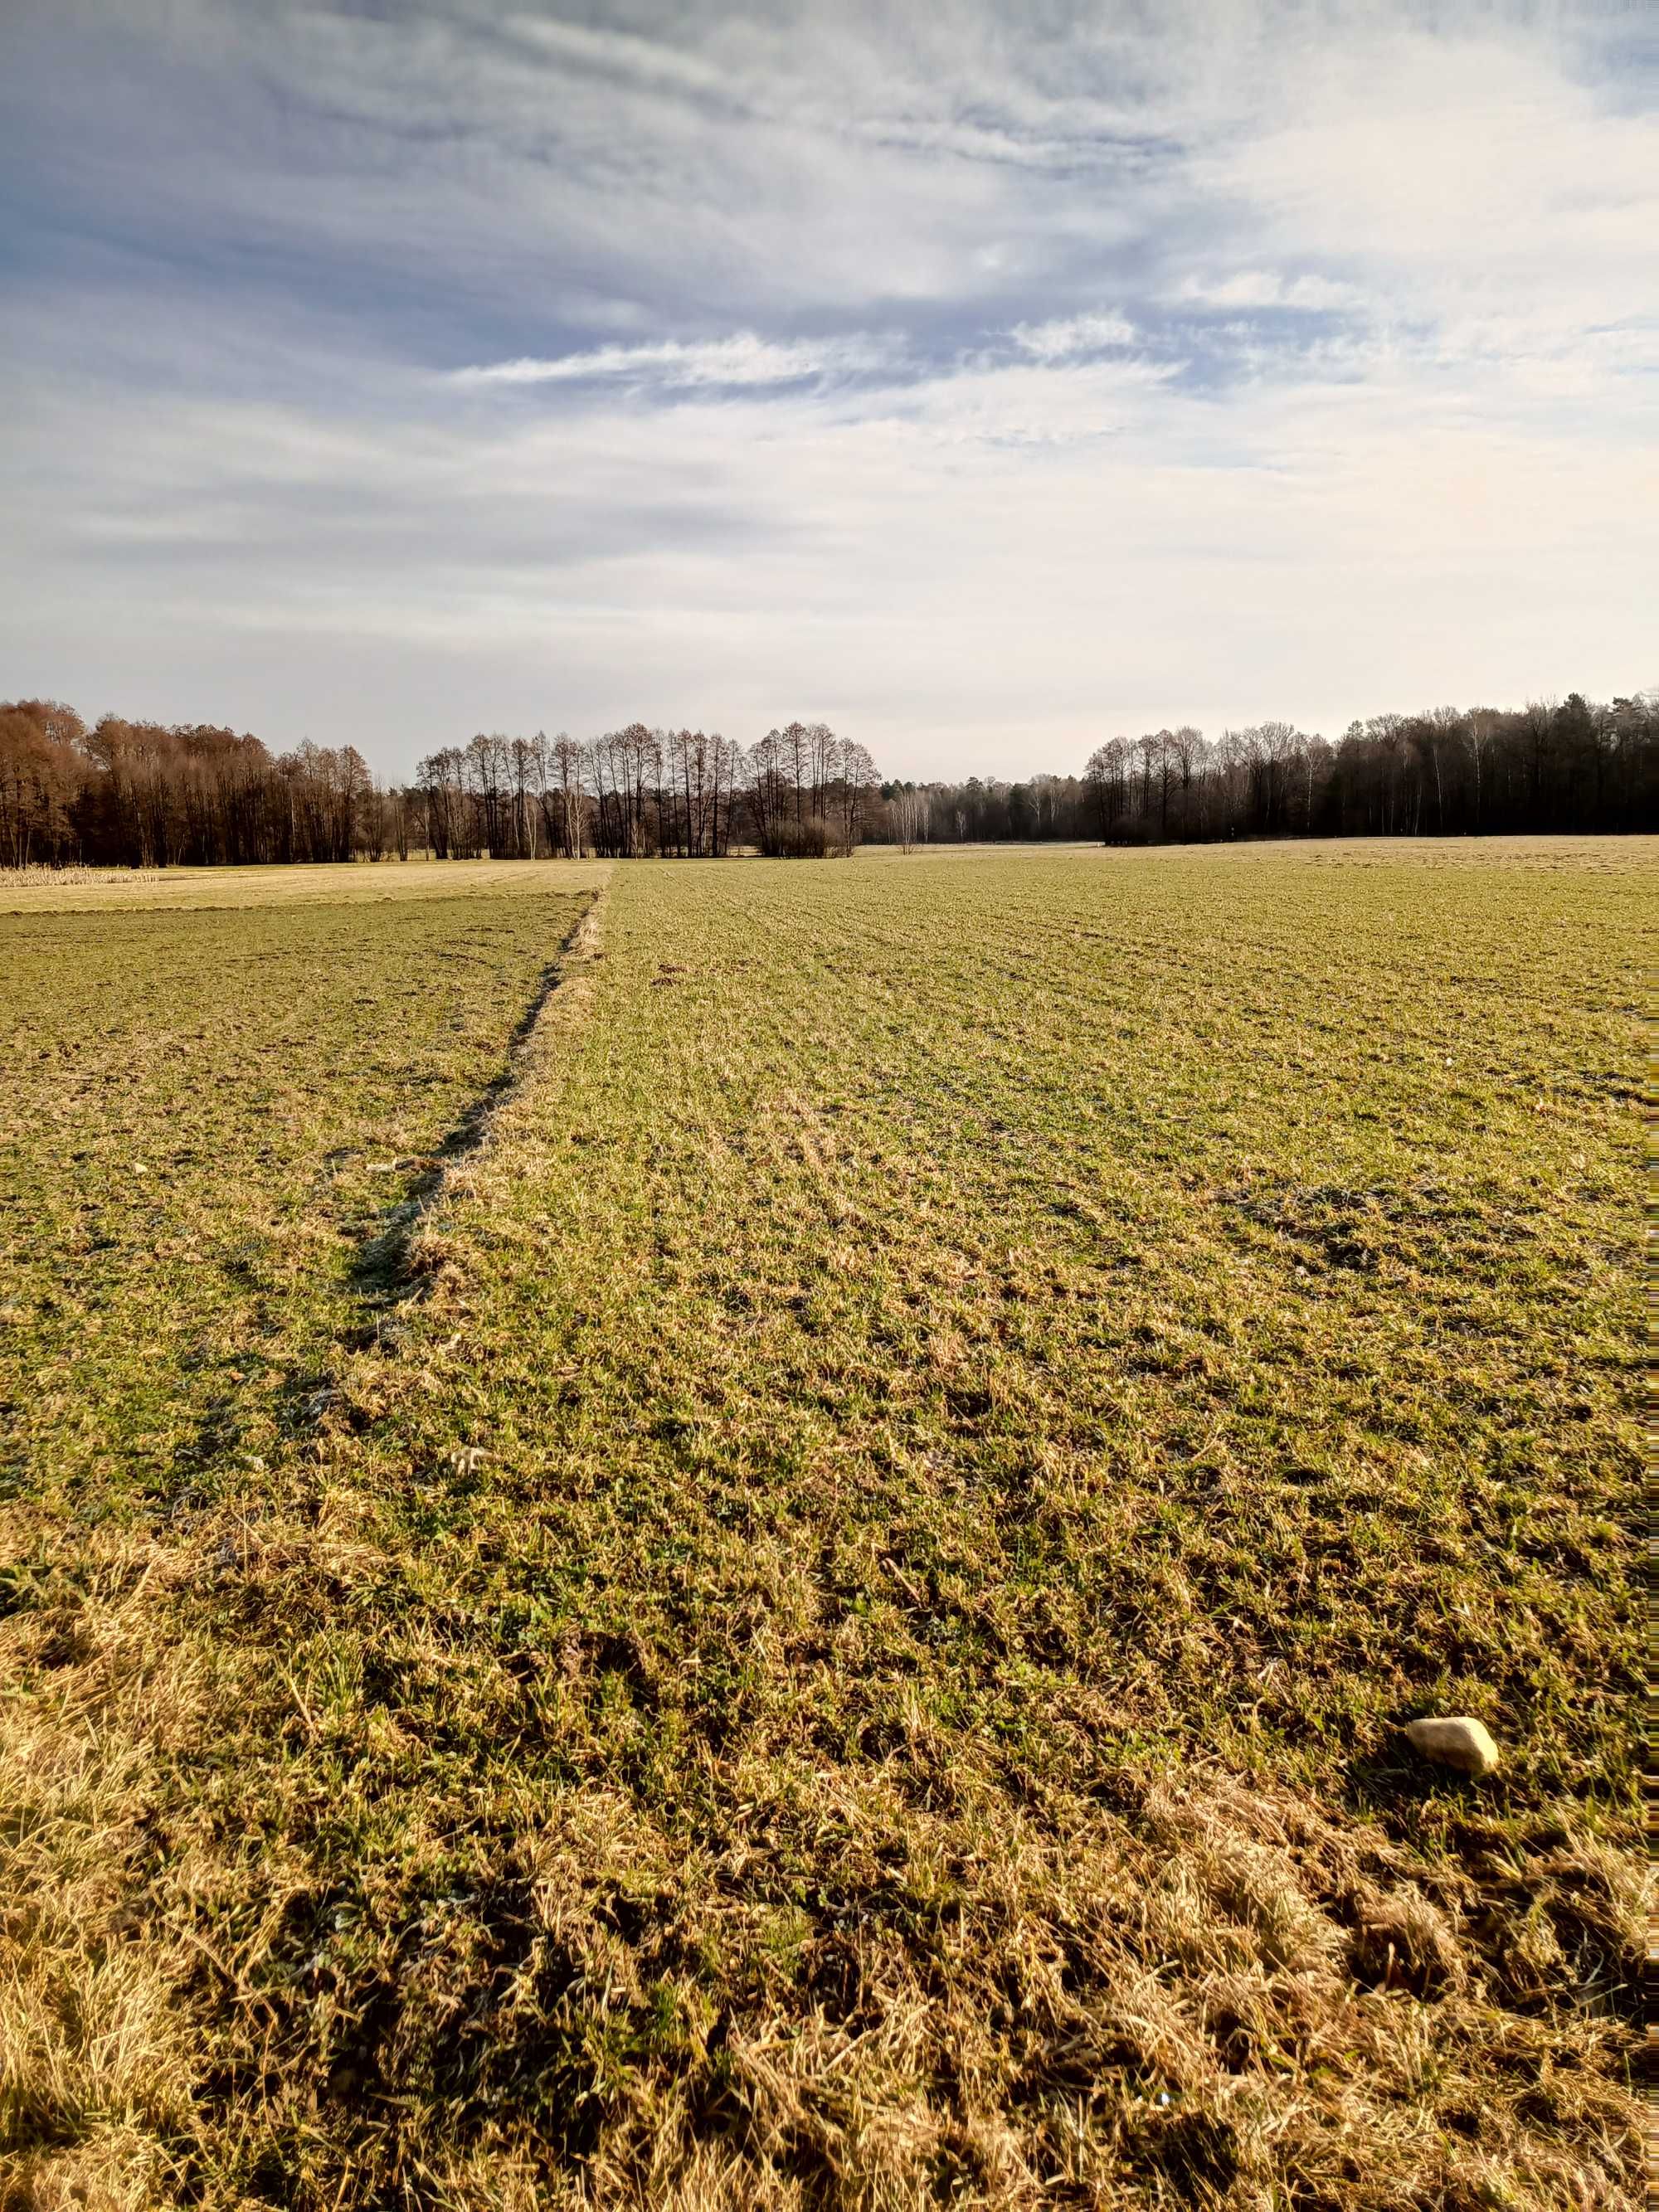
left=1405, top=1716, right=1500, bottom=1779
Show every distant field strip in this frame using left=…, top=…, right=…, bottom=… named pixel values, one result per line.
left=0, top=855, right=607, bottom=914
left=1, top=844, right=1647, bottom=2210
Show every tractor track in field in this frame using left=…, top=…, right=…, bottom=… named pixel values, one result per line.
left=265, top=883, right=607, bottom=1444
left=347, top=884, right=607, bottom=1315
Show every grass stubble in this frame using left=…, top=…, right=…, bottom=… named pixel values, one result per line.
left=0, top=843, right=1646, bottom=2208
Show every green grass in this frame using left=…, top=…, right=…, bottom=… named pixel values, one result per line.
left=1, top=843, right=1646, bottom=2210
left=2, top=873, right=603, bottom=1510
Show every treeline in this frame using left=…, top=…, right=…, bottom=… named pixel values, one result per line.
left=414, top=724, right=880, bottom=859
left=901, top=693, right=1659, bottom=845
left=0, top=706, right=408, bottom=869
left=1082, top=696, right=1659, bottom=842
left=0, top=704, right=879, bottom=868
left=2, top=690, right=1653, bottom=868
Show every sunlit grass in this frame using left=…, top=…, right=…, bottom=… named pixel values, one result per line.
left=1, top=841, right=1647, bottom=2208
left=1, top=854, right=604, bottom=912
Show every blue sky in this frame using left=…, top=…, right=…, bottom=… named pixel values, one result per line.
left=2, top=0, right=1654, bottom=778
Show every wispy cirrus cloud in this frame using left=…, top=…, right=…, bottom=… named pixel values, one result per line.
left=1171, top=271, right=1360, bottom=313
left=450, top=332, right=902, bottom=391
left=1008, top=311, right=1139, bottom=362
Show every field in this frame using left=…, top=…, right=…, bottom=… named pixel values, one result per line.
left=1, top=842, right=1646, bottom=2210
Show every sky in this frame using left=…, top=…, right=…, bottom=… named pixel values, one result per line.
left=1, top=0, right=1654, bottom=781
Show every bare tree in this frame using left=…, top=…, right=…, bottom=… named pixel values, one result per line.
left=834, top=740, right=878, bottom=853
left=780, top=721, right=812, bottom=837
left=891, top=786, right=930, bottom=853
left=1083, top=737, right=1131, bottom=840
left=743, top=729, right=788, bottom=854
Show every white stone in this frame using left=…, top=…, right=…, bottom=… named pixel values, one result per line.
left=1405, top=1716, right=1500, bottom=1779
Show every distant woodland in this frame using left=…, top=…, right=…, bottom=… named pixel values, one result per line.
left=2, top=692, right=1654, bottom=868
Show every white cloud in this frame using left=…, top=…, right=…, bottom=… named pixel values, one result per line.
left=451, top=333, right=900, bottom=390
left=1008, top=312, right=1139, bottom=362
left=10, top=311, right=1652, bottom=771
left=1173, top=271, right=1360, bottom=312
left=1202, top=27, right=1659, bottom=355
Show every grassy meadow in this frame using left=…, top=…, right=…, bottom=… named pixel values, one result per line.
left=1, top=841, right=1646, bottom=2210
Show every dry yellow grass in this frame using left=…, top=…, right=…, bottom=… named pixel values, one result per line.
left=0, top=856, right=605, bottom=914
left=1, top=841, right=1647, bottom=2207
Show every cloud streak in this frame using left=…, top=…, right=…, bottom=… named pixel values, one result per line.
left=451, top=333, right=902, bottom=389
left=1009, top=312, right=1139, bottom=362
